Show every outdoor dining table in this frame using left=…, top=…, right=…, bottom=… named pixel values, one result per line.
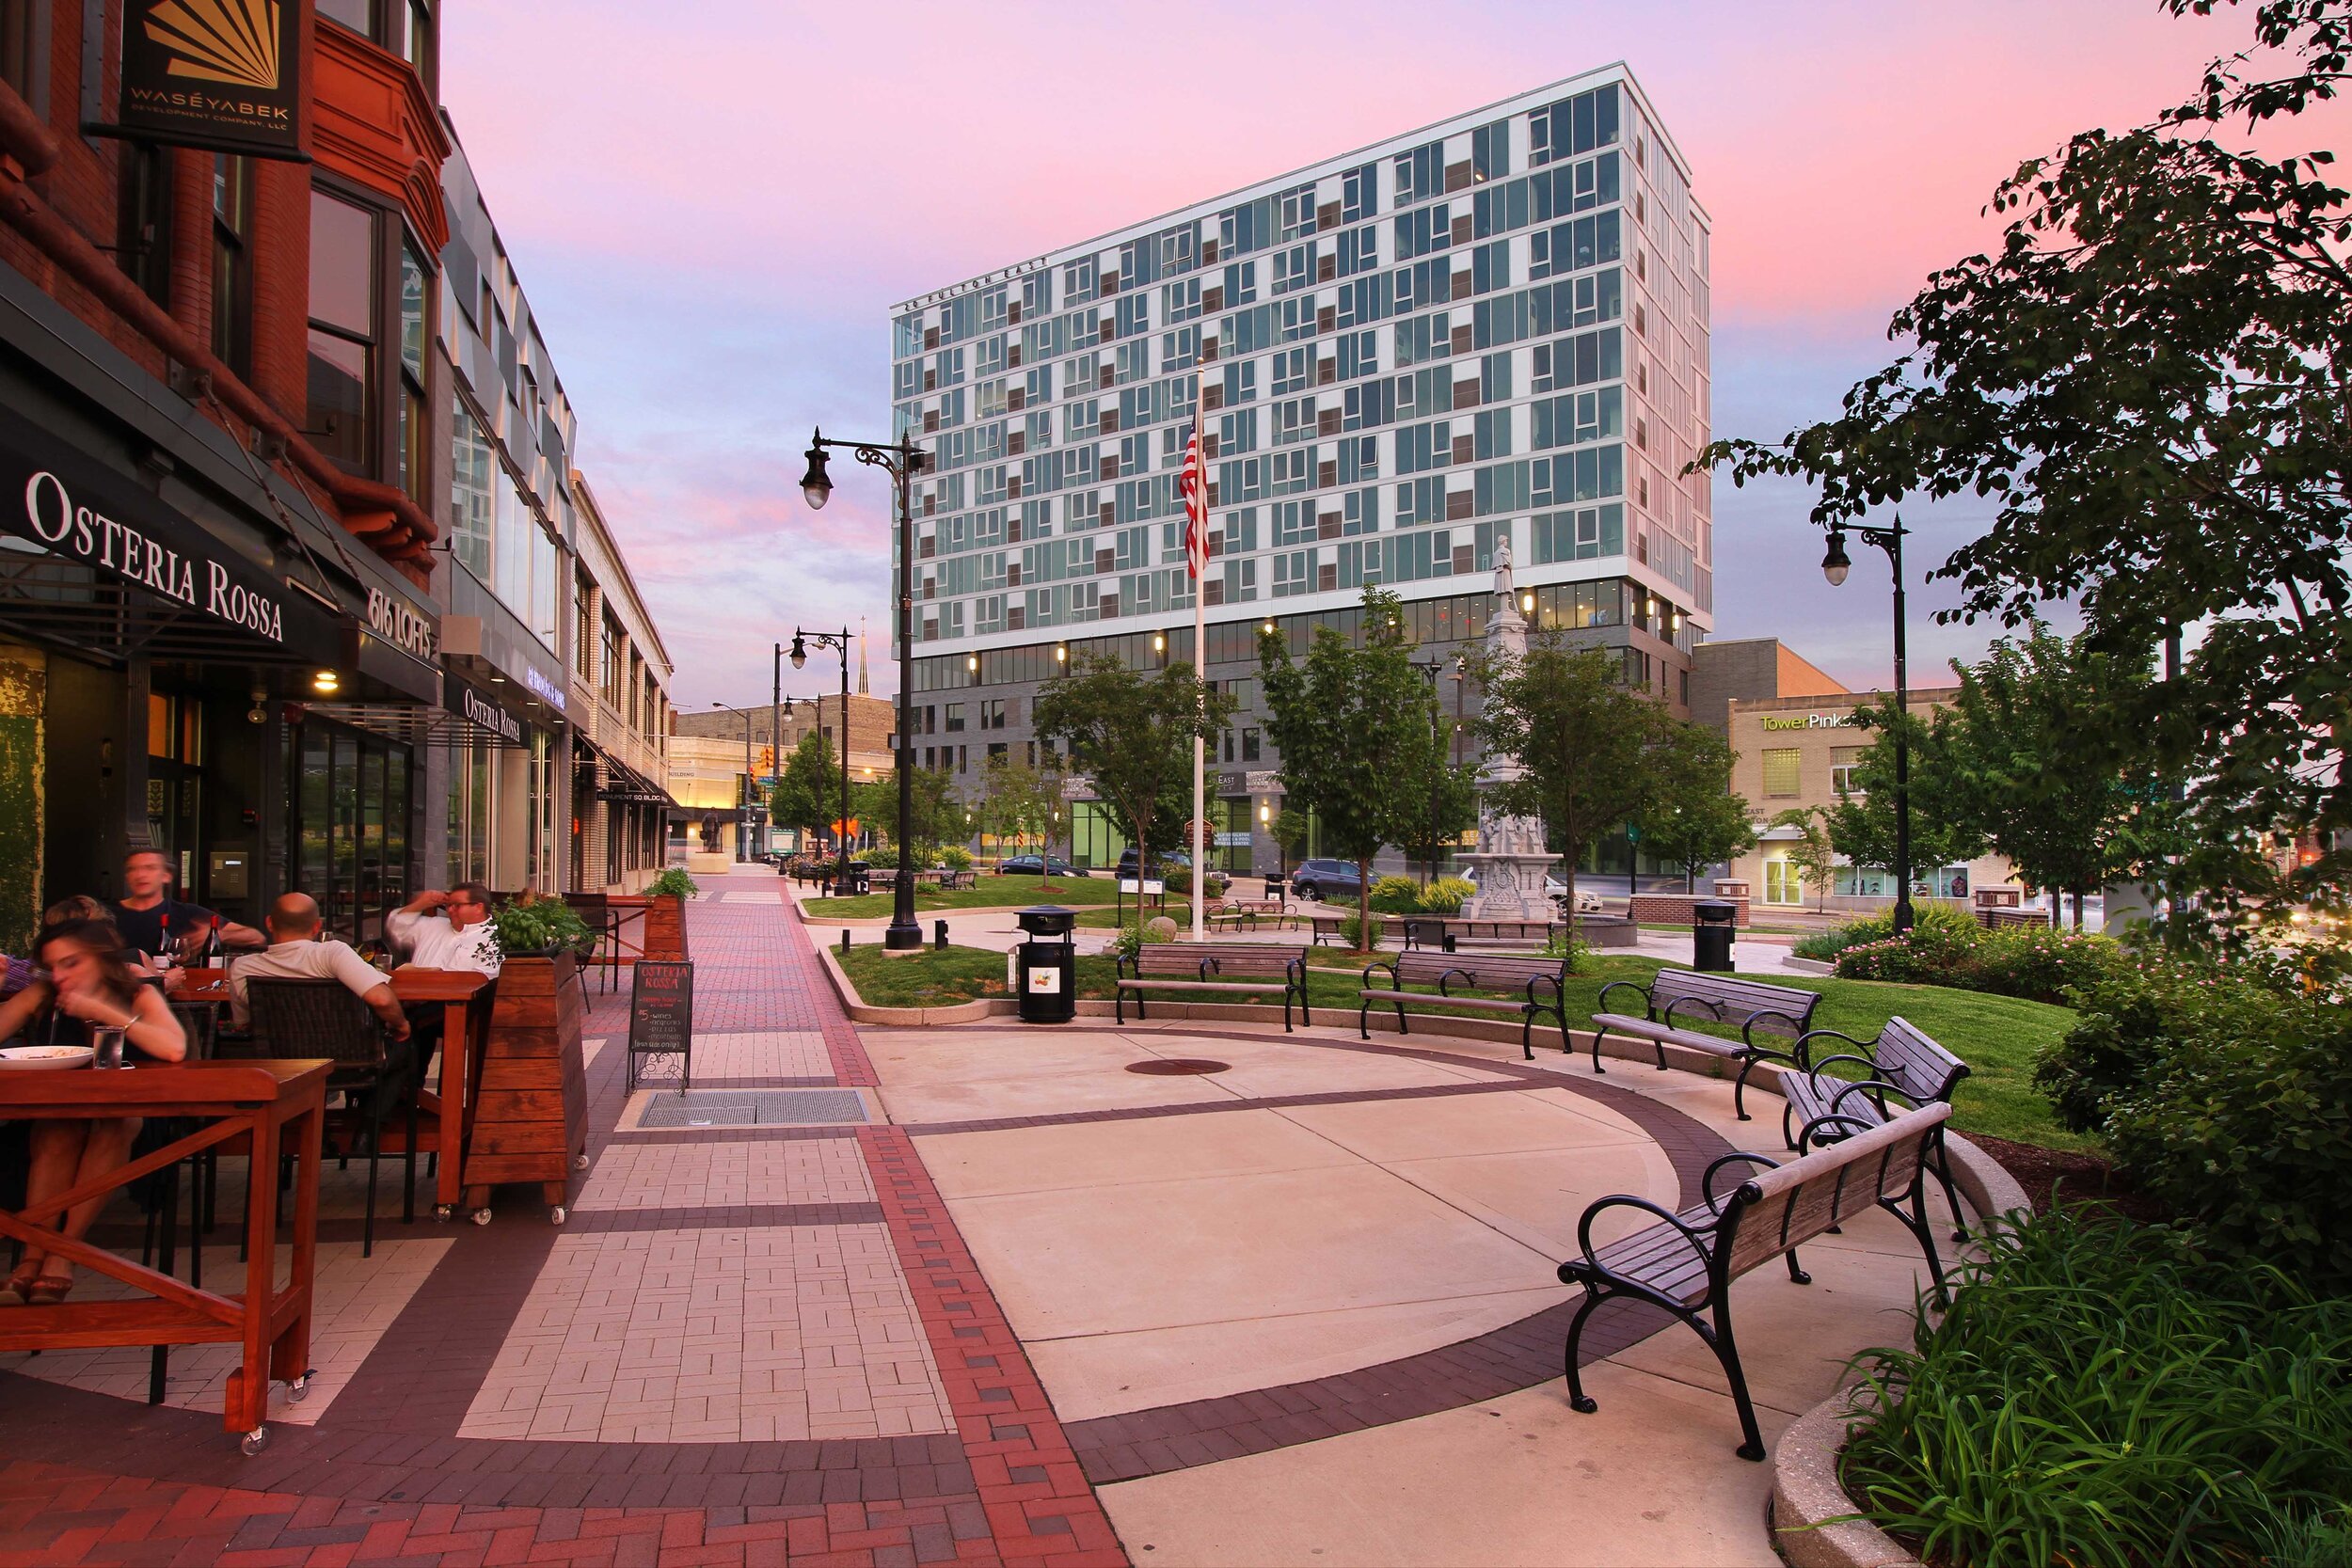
left=0, top=1057, right=331, bottom=1454
left=388, top=966, right=497, bottom=1221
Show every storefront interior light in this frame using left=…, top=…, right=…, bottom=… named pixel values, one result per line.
left=966, top=654, right=978, bottom=672
left=310, top=670, right=340, bottom=694
left=1262, top=618, right=1275, bottom=634
left=1152, top=632, right=1165, bottom=653
left=1520, top=591, right=1534, bottom=615
left=1055, top=643, right=1067, bottom=663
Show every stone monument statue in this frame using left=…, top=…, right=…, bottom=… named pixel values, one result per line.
left=1459, top=534, right=1560, bottom=921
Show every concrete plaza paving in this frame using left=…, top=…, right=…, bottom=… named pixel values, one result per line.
left=0, top=871, right=1939, bottom=1565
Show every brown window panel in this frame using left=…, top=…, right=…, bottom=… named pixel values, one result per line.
left=1206, top=483, right=1220, bottom=506
left=1318, top=514, right=1341, bottom=539
left=1008, top=515, right=1022, bottom=542
left=1317, top=357, right=1336, bottom=386
left=1451, top=270, right=1472, bottom=301
left=1009, top=387, right=1025, bottom=412
left=1101, top=410, right=1119, bottom=434
left=924, top=495, right=936, bottom=515
left=924, top=370, right=938, bottom=391
left=1207, top=532, right=1223, bottom=556
left=1099, top=594, right=1118, bottom=618
left=1200, top=339, right=1218, bottom=361
left=1316, top=254, right=1336, bottom=282
left=924, top=410, right=940, bottom=433
left=1201, top=237, right=1219, bottom=263
left=1100, top=501, right=1116, bottom=526
left=1316, top=306, right=1336, bottom=334
left=1317, top=563, right=1338, bottom=592
left=1204, top=578, right=1225, bottom=607
left=1008, top=300, right=1023, bottom=324
left=1451, top=325, right=1473, bottom=355
left=1006, top=562, right=1022, bottom=586
left=1100, top=457, right=1119, bottom=482
left=1445, top=489, right=1473, bottom=521
left=1007, top=431, right=1025, bottom=455
left=1453, top=434, right=1474, bottom=465
left=1100, top=320, right=1115, bottom=342
left=1203, top=383, right=1225, bottom=410
left=918, top=535, right=936, bottom=559
left=1100, top=364, right=1116, bottom=388
left=1317, top=463, right=1338, bottom=489
left=1008, top=606, right=1025, bottom=630
left=1445, top=161, right=1473, bottom=193
left=1317, top=200, right=1341, bottom=230
left=1202, top=433, right=1220, bottom=458
left=923, top=579, right=936, bottom=599
left=1095, top=548, right=1114, bottom=574
left=1008, top=343, right=1022, bottom=367
left=1450, top=214, right=1472, bottom=245
left=1203, top=286, right=1225, bottom=313
left=925, top=326, right=940, bottom=350
left=1101, top=273, right=1119, bottom=293
left=1453, top=545, right=1473, bottom=575
left=1454, top=379, right=1481, bottom=406
left=1317, top=408, right=1343, bottom=436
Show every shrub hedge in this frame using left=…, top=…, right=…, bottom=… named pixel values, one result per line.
left=1833, top=920, right=2125, bottom=1004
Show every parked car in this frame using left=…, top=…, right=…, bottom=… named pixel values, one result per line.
left=995, top=854, right=1088, bottom=878
left=1290, top=859, right=1366, bottom=901
left=1114, top=847, right=1189, bottom=879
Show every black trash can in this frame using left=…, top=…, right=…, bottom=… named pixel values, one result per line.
left=1692, top=899, right=1737, bottom=973
left=842, top=861, right=872, bottom=897
left=1014, top=905, right=1078, bottom=1023
left=1263, top=873, right=1285, bottom=900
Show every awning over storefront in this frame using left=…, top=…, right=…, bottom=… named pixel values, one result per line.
left=573, top=730, right=674, bottom=808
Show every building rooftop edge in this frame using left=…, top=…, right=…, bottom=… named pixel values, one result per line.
left=890, top=61, right=1699, bottom=315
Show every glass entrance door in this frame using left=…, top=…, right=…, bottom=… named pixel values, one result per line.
left=1762, top=855, right=1804, bottom=907
left=292, top=720, right=414, bottom=944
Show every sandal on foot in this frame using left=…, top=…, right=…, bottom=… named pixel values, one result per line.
left=25, top=1275, right=71, bottom=1307
left=0, top=1269, right=40, bottom=1307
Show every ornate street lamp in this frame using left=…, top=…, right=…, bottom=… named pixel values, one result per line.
left=1822, top=515, right=1915, bottom=932
left=787, top=626, right=853, bottom=897
left=802, top=428, right=927, bottom=950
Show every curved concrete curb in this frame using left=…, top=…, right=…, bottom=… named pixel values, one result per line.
left=1943, top=1129, right=2032, bottom=1227
left=1768, top=1390, right=1922, bottom=1568
left=1782, top=955, right=1838, bottom=975
left=813, top=942, right=1019, bottom=1025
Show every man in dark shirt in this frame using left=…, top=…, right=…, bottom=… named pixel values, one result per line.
left=109, top=848, right=262, bottom=960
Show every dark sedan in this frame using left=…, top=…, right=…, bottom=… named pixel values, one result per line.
left=995, top=854, right=1089, bottom=878
left=1289, top=858, right=1366, bottom=901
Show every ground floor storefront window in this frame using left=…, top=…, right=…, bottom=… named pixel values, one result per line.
left=291, top=718, right=413, bottom=945
left=444, top=730, right=555, bottom=894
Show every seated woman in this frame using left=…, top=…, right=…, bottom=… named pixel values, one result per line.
left=0, top=918, right=185, bottom=1305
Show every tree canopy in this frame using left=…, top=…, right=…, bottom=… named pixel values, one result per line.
left=1642, top=723, right=1756, bottom=892
left=976, top=752, right=1062, bottom=863
left=1033, top=655, right=1229, bottom=908
left=1701, top=0, right=2351, bottom=931
left=769, top=731, right=844, bottom=847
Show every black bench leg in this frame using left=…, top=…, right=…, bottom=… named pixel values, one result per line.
left=1883, top=1179, right=1950, bottom=1308
left=1588, top=1026, right=1609, bottom=1074
left=1562, top=1291, right=1606, bottom=1415
left=1357, top=1000, right=1370, bottom=1040
left=1116, top=990, right=1127, bottom=1024
left=1930, top=1138, right=1973, bottom=1243
left=1704, top=1303, right=1769, bottom=1463
left=1785, top=1245, right=1810, bottom=1286
left=1731, top=1056, right=1758, bottom=1120
left=1654, top=1040, right=1671, bottom=1071
left=1519, top=1011, right=1533, bottom=1061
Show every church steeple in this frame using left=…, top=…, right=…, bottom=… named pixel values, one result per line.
left=857, top=618, right=870, bottom=695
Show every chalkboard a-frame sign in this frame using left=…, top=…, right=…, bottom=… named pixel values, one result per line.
left=628, top=960, right=693, bottom=1092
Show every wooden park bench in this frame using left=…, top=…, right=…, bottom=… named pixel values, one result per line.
left=1357, top=951, right=1569, bottom=1057
left=1558, top=1101, right=1954, bottom=1461
left=1114, top=942, right=1311, bottom=1030
left=1206, top=897, right=1292, bottom=932
left=1400, top=916, right=1561, bottom=952
left=1785, top=1016, right=1974, bottom=1240
left=1586, top=970, right=1823, bottom=1118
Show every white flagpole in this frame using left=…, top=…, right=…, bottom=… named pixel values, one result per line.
left=1190, top=403, right=1208, bottom=945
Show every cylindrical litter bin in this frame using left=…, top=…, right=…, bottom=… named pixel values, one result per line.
left=843, top=861, right=872, bottom=897
left=1692, top=899, right=1737, bottom=973
left=1013, top=905, right=1078, bottom=1023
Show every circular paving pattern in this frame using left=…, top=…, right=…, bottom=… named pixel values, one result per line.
left=1122, top=1058, right=1233, bottom=1076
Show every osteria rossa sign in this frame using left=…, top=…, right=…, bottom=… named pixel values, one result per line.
left=22, top=470, right=284, bottom=640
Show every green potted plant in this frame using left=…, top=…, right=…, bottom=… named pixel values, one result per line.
left=646, top=867, right=698, bottom=901
left=644, top=867, right=695, bottom=959
left=487, top=897, right=596, bottom=960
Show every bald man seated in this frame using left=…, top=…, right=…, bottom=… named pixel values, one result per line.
left=227, top=894, right=410, bottom=1044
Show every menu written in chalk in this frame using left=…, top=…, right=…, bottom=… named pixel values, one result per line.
left=628, top=960, right=693, bottom=1090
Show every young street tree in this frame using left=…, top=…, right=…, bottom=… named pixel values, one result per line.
left=1393, top=718, right=1482, bottom=886
left=1475, top=640, right=1675, bottom=928
left=1259, top=587, right=1446, bottom=951
left=853, top=767, right=958, bottom=858
left=1769, top=809, right=1840, bottom=913
left=1033, top=654, right=1230, bottom=925
left=1643, top=723, right=1757, bottom=893
left=1820, top=699, right=1990, bottom=897
left=977, top=752, right=1063, bottom=875
left=770, top=731, right=843, bottom=854
left=1702, top=0, right=2352, bottom=929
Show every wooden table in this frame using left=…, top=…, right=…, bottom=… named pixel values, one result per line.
left=0, top=1058, right=330, bottom=1453
left=389, top=967, right=497, bottom=1221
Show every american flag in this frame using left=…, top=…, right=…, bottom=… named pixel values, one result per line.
left=1177, top=408, right=1209, bottom=581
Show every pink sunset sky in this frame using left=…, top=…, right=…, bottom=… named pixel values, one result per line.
left=437, top=0, right=2344, bottom=705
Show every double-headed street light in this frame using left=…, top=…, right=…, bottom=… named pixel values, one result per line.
left=787, top=628, right=854, bottom=899
left=1821, top=514, right=1915, bottom=933
left=710, top=702, right=754, bottom=861
left=801, top=427, right=927, bottom=950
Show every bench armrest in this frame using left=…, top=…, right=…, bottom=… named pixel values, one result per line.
left=1525, top=973, right=1564, bottom=1009
left=1805, top=1051, right=1886, bottom=1084
left=1115, top=952, right=1136, bottom=980
left=1700, top=1151, right=1783, bottom=1214
left=1360, top=958, right=1399, bottom=988
left=1199, top=954, right=1221, bottom=982
left=1436, top=966, right=1476, bottom=996
left=1796, top=1112, right=1880, bottom=1154
left=1572, top=1196, right=1716, bottom=1278
left=1792, top=1026, right=1872, bottom=1069
left=1739, top=1008, right=1810, bottom=1049
left=1661, top=995, right=1728, bottom=1032
left=1596, top=978, right=1652, bottom=1019
left=1828, top=1078, right=1922, bottom=1120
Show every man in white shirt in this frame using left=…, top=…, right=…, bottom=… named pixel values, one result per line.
left=387, top=884, right=501, bottom=976
left=229, top=894, right=410, bottom=1042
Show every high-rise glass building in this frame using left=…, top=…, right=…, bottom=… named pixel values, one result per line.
left=890, top=65, right=1708, bottom=874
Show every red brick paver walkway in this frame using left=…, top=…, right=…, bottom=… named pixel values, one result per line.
left=0, top=877, right=1124, bottom=1567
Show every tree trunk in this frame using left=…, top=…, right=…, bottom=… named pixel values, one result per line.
left=1559, top=861, right=1580, bottom=974
left=1357, top=856, right=1375, bottom=956
left=2070, top=889, right=2084, bottom=930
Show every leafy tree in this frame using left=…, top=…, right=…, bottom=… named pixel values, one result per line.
left=1643, top=723, right=1757, bottom=892
left=1476, top=640, right=1675, bottom=942
left=853, top=767, right=958, bottom=858
left=1033, top=655, right=1230, bottom=927
left=769, top=731, right=844, bottom=851
left=977, top=752, right=1063, bottom=875
left=1770, top=808, right=1839, bottom=914
left=1820, top=699, right=1991, bottom=895
left=1270, top=807, right=1311, bottom=868
left=1936, top=622, right=2181, bottom=927
left=1258, top=587, right=1444, bottom=951
left=1702, top=0, right=2352, bottom=935
left=1393, top=720, right=1482, bottom=886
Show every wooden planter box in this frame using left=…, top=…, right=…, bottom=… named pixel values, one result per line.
left=643, top=895, right=689, bottom=960
left=467, top=952, right=586, bottom=1219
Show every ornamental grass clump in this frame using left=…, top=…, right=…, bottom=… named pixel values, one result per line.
left=1418, top=876, right=1477, bottom=915
left=1839, top=1209, right=2352, bottom=1568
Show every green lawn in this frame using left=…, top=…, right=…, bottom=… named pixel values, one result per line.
left=811, top=876, right=1147, bottom=918
left=839, top=944, right=2087, bottom=1150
